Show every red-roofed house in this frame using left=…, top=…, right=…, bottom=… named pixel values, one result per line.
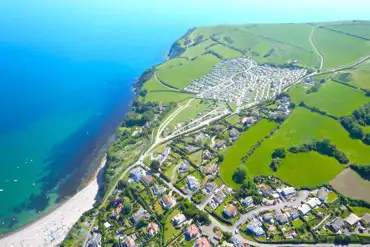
left=194, top=237, right=211, bottom=247
left=185, top=224, right=200, bottom=240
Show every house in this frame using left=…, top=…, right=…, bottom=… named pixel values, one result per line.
left=194, top=237, right=211, bottom=247
left=103, top=222, right=111, bottom=230
left=186, top=176, right=201, bottom=191
left=223, top=204, right=237, bottom=218
left=147, top=222, right=159, bottom=237
left=159, top=147, right=171, bottom=163
left=214, top=140, right=226, bottom=150
left=328, top=217, right=344, bottom=233
left=179, top=160, right=189, bottom=173
left=259, top=184, right=273, bottom=197
left=298, top=204, right=311, bottom=215
left=112, top=203, right=123, bottom=219
left=281, top=187, right=296, bottom=197
left=172, top=213, right=186, bottom=226
left=185, top=224, right=200, bottom=240
left=87, top=233, right=102, bottom=247
left=306, top=197, right=321, bottom=209
left=130, top=167, right=145, bottom=181
left=122, top=236, right=136, bottom=247
left=317, top=187, right=328, bottom=202
left=131, top=207, right=150, bottom=225
left=286, top=208, right=300, bottom=220
left=205, top=181, right=218, bottom=193
left=202, top=150, right=215, bottom=160
left=275, top=214, right=289, bottom=225
left=262, top=212, right=274, bottom=223
left=141, top=175, right=153, bottom=186
left=229, top=128, right=240, bottom=138
left=214, top=231, right=223, bottom=241
left=203, top=164, right=218, bottom=175
left=241, top=196, right=253, bottom=207
left=161, top=195, right=177, bottom=209
left=345, top=213, right=360, bottom=226
left=152, top=184, right=166, bottom=197
left=247, top=219, right=265, bottom=236
left=213, top=189, right=226, bottom=204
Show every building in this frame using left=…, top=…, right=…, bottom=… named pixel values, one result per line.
left=229, top=128, right=240, bottom=138
left=131, top=207, right=150, bottom=225
left=172, top=213, right=186, bottom=226
left=130, top=167, right=145, bottom=181
left=317, top=187, right=328, bottom=202
left=122, top=236, right=136, bottom=247
left=205, top=181, right=218, bottom=193
left=203, top=163, right=218, bottom=175
left=223, top=204, right=237, bottom=218
left=185, top=224, right=200, bottom=240
left=306, top=197, right=321, bottom=209
left=275, top=214, right=289, bottom=225
left=286, top=208, right=300, bottom=220
left=186, top=176, right=201, bottom=191
left=214, top=140, right=226, bottom=150
left=247, top=219, right=265, bottom=236
left=345, top=213, right=360, bottom=226
left=202, top=150, right=215, bottom=160
left=112, top=203, right=123, bottom=220
left=152, top=184, right=166, bottom=197
left=179, top=160, right=189, bottom=173
left=103, top=222, right=111, bottom=230
left=262, top=212, right=274, bottom=223
left=213, top=188, right=226, bottom=204
left=281, top=187, right=296, bottom=197
left=259, top=184, right=273, bottom=197
left=87, top=233, right=102, bottom=247
left=298, top=204, right=311, bottom=215
left=147, top=222, right=159, bottom=237
left=141, top=175, right=153, bottom=186
left=329, top=217, right=344, bottom=233
left=194, top=237, right=211, bottom=247
left=161, top=195, right=177, bottom=209
left=241, top=196, right=253, bottom=207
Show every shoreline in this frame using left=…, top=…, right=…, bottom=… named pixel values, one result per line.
left=0, top=154, right=107, bottom=247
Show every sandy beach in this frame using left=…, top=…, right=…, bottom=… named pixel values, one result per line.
left=0, top=156, right=106, bottom=247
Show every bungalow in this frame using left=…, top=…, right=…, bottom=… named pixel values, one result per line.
left=247, top=219, right=265, bottom=237
left=194, top=237, right=211, bottom=247
left=317, top=187, right=328, bottom=202
left=172, top=213, right=186, bottom=226
left=213, top=189, right=226, bottom=204
left=241, top=196, right=253, bottom=207
left=141, top=175, right=153, bottom=186
left=262, top=212, right=274, bottom=223
left=203, top=164, right=218, bottom=175
left=345, top=213, right=360, bottom=226
left=147, top=222, right=159, bottom=237
left=186, top=176, right=201, bottom=191
left=306, top=197, right=321, bottom=209
left=281, top=187, right=296, bottom=197
left=298, top=204, right=311, bottom=215
left=275, top=214, right=289, bottom=225
left=205, top=181, right=218, bottom=193
left=161, top=195, right=177, bottom=209
left=223, top=204, right=237, bottom=218
left=131, top=207, right=150, bottom=225
left=130, top=167, right=145, bottom=181
left=185, top=224, right=200, bottom=240
left=328, top=217, right=344, bottom=234
left=122, top=236, right=136, bottom=247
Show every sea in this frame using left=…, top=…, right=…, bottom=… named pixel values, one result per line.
left=0, top=0, right=367, bottom=235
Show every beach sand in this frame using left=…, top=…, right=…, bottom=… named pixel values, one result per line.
left=0, top=156, right=106, bottom=247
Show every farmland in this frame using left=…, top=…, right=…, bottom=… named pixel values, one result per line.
left=220, top=120, right=277, bottom=188
left=290, top=80, right=369, bottom=116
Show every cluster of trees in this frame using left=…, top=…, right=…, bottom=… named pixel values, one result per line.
left=236, top=177, right=263, bottom=205
left=350, top=164, right=370, bottom=181
left=270, top=158, right=281, bottom=172
left=232, top=166, right=247, bottom=184
left=179, top=199, right=211, bottom=225
left=288, top=139, right=349, bottom=164
left=340, top=103, right=370, bottom=144
left=272, top=148, right=286, bottom=158
left=306, top=82, right=321, bottom=94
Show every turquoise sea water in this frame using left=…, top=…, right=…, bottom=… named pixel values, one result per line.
left=0, top=0, right=368, bottom=234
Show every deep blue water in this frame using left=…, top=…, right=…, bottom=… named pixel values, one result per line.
left=0, top=0, right=368, bottom=234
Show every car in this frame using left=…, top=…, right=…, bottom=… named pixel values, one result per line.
left=235, top=229, right=239, bottom=234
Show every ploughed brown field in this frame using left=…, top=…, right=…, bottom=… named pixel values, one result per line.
left=330, top=168, right=370, bottom=203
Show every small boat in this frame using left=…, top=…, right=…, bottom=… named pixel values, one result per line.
left=13, top=180, right=18, bottom=182
left=0, top=189, right=3, bottom=192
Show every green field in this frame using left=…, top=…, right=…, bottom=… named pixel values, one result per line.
left=349, top=206, right=370, bottom=217
left=145, top=91, right=191, bottom=103
left=313, top=27, right=370, bottom=69
left=182, top=39, right=216, bottom=59
left=209, top=44, right=242, bottom=59
left=156, top=54, right=220, bottom=89
left=244, top=107, right=370, bottom=181
left=143, top=76, right=174, bottom=91
left=220, top=120, right=277, bottom=189
left=290, top=81, right=369, bottom=116
left=275, top=152, right=344, bottom=187
left=325, top=22, right=370, bottom=39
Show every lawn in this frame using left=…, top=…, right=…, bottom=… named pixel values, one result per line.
left=220, top=119, right=277, bottom=189
left=346, top=62, right=370, bottom=90
left=325, top=22, right=370, bottom=39
left=225, top=115, right=240, bottom=125
left=145, top=91, right=191, bottom=103
left=289, top=81, right=369, bottom=116
left=292, top=218, right=304, bottom=229
left=275, top=152, right=344, bottom=187
left=327, top=191, right=338, bottom=203
left=209, top=44, right=242, bottom=59
left=142, top=76, right=172, bottom=91
left=182, top=39, right=216, bottom=59
left=349, top=206, right=370, bottom=217
left=156, top=54, right=220, bottom=89
left=313, top=27, right=370, bottom=69
left=164, top=209, right=183, bottom=244
left=244, top=107, right=370, bottom=181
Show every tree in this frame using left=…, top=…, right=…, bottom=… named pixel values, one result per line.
left=150, top=160, right=160, bottom=170
left=350, top=125, right=365, bottom=139
left=363, top=133, right=370, bottom=145
left=136, top=218, right=148, bottom=229
left=217, top=154, right=224, bottom=163
left=270, top=158, right=280, bottom=172
left=122, top=197, right=132, bottom=214
left=232, top=167, right=247, bottom=184
left=272, top=148, right=286, bottom=158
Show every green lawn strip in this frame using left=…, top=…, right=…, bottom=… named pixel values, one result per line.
left=209, top=44, right=242, bottom=59
left=313, top=27, right=370, bottom=69
left=163, top=209, right=183, bottom=244
left=156, top=54, right=220, bottom=89
left=145, top=91, right=192, bottom=103
left=275, top=152, right=344, bottom=187
left=292, top=218, right=304, bottom=229
left=220, top=119, right=277, bottom=189
left=142, top=76, right=175, bottom=92
left=163, top=164, right=177, bottom=180
left=188, top=150, right=202, bottom=165
left=289, top=81, right=369, bottom=116
left=244, top=108, right=370, bottom=182
left=349, top=206, right=370, bottom=217
left=225, top=115, right=240, bottom=125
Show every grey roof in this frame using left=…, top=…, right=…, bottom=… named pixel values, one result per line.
left=329, top=217, right=344, bottom=233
